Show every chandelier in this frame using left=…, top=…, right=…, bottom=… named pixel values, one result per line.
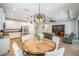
left=34, top=3, right=45, bottom=23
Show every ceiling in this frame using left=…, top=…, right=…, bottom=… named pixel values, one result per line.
left=0, top=3, right=79, bottom=21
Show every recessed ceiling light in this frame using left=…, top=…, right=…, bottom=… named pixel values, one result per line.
left=13, top=8, right=16, bottom=11
left=46, top=6, right=50, bottom=10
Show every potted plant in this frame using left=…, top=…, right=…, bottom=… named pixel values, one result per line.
left=35, top=33, right=43, bottom=43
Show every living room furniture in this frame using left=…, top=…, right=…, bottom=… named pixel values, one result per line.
left=52, top=36, right=60, bottom=50
left=13, top=42, right=23, bottom=56
left=0, top=37, right=10, bottom=55
left=45, top=48, right=65, bottom=56
left=42, top=32, right=53, bottom=40
left=23, top=37, right=56, bottom=55
left=63, top=33, right=76, bottom=44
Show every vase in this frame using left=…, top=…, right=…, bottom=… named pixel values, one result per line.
left=36, top=38, right=43, bottom=44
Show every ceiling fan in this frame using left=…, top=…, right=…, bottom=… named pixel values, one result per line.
left=49, top=17, right=55, bottom=23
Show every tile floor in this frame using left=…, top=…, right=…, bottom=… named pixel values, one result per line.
left=5, top=37, right=79, bottom=56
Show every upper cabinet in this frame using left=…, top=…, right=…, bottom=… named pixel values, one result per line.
left=0, top=8, right=5, bottom=31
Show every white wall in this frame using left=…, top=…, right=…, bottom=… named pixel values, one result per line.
left=5, top=20, right=35, bottom=35
left=39, top=23, right=44, bottom=33
left=45, top=20, right=76, bottom=34
left=38, top=23, right=49, bottom=33
left=0, top=8, right=5, bottom=30
left=5, top=19, right=76, bottom=35
left=5, top=20, right=27, bottom=29
left=27, top=22, right=35, bottom=35
left=71, top=20, right=76, bottom=34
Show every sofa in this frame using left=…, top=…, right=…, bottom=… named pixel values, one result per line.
left=63, top=33, right=76, bottom=44
left=42, top=32, right=53, bottom=40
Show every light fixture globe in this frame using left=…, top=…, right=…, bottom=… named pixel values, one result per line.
left=34, top=13, right=45, bottom=23
left=33, top=3, right=46, bottom=23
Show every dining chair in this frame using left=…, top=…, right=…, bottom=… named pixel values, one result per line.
left=21, top=34, right=34, bottom=42
left=45, top=48, right=65, bottom=56
left=0, top=37, right=10, bottom=55
left=52, top=36, right=60, bottom=50
left=9, top=32, right=21, bottom=39
left=13, top=42, right=23, bottom=56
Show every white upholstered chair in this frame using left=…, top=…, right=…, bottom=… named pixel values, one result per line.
left=9, top=32, right=21, bottom=39
left=52, top=36, right=60, bottom=50
left=13, top=42, right=23, bottom=56
left=45, top=48, right=65, bottom=56
left=21, top=34, right=34, bottom=42
left=0, top=37, right=10, bottom=55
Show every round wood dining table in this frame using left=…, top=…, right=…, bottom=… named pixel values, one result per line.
left=22, top=37, right=56, bottom=55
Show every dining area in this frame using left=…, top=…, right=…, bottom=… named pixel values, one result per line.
left=0, top=3, right=68, bottom=56
left=0, top=32, right=65, bottom=56
left=22, top=34, right=65, bottom=56
left=22, top=37, right=56, bottom=55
